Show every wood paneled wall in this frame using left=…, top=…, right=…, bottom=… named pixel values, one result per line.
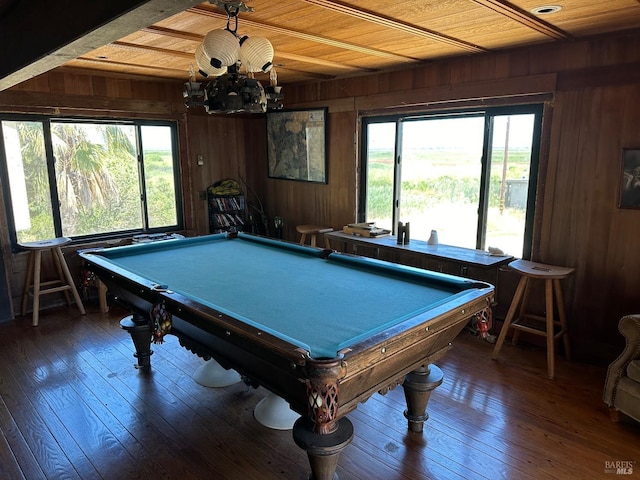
left=3, top=29, right=640, bottom=362
left=185, top=111, right=266, bottom=234
left=252, top=29, right=640, bottom=363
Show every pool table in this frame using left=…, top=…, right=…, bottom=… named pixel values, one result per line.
left=80, top=233, right=494, bottom=480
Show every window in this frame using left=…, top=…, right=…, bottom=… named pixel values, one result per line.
left=361, top=105, right=542, bottom=258
left=0, top=117, right=183, bottom=247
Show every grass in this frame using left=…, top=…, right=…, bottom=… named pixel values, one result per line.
left=365, top=147, right=531, bottom=255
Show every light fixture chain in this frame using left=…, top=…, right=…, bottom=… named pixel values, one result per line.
left=224, top=4, right=240, bottom=34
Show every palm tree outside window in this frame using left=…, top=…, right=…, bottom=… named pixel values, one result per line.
left=0, top=117, right=183, bottom=247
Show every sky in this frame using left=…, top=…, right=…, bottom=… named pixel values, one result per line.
left=368, top=114, right=535, bottom=151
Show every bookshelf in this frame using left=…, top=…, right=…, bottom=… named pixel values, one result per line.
left=207, top=179, right=246, bottom=233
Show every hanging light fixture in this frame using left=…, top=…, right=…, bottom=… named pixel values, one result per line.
left=183, top=66, right=204, bottom=108
left=183, top=0, right=283, bottom=113
left=202, top=29, right=240, bottom=69
left=195, top=44, right=227, bottom=78
left=240, top=36, right=274, bottom=73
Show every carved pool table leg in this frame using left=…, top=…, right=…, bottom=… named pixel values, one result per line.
left=402, top=364, right=444, bottom=433
left=120, top=313, right=153, bottom=370
left=293, top=417, right=354, bottom=480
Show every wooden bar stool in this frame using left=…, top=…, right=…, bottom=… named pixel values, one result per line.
left=492, top=259, right=574, bottom=379
left=296, top=224, right=333, bottom=249
left=20, top=237, right=86, bottom=326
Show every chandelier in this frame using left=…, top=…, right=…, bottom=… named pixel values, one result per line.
left=183, top=0, right=284, bottom=113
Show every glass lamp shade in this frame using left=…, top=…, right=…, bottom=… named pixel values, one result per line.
left=240, top=36, right=274, bottom=73
left=202, top=29, right=240, bottom=68
left=195, top=44, right=227, bottom=77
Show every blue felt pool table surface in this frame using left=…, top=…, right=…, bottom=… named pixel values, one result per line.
left=91, top=233, right=487, bottom=358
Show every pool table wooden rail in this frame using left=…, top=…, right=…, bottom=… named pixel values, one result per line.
left=165, top=280, right=493, bottom=418
left=336, top=290, right=492, bottom=412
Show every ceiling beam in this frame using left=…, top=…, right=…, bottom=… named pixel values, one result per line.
left=112, top=41, right=194, bottom=59
left=273, top=66, right=336, bottom=81
left=470, top=0, right=573, bottom=40
left=298, top=0, right=488, bottom=53
left=77, top=44, right=338, bottom=82
left=73, top=56, right=189, bottom=77
left=275, top=51, right=378, bottom=72
left=142, top=25, right=204, bottom=42
left=0, top=0, right=204, bottom=91
left=138, top=27, right=376, bottom=73
left=189, top=5, right=419, bottom=63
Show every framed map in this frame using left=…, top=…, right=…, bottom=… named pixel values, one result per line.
left=266, top=108, right=328, bottom=183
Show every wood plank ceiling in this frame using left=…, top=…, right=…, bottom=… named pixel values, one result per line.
left=3, top=0, right=640, bottom=89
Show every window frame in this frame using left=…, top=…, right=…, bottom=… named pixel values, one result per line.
left=359, top=103, right=543, bottom=259
left=0, top=114, right=184, bottom=251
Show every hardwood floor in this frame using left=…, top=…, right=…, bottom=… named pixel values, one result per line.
left=0, top=304, right=638, bottom=480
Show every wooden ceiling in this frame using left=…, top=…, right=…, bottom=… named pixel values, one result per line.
left=3, top=0, right=640, bottom=90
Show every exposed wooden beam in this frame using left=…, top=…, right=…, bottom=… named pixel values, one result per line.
left=73, top=56, right=189, bottom=78
left=470, top=0, right=573, bottom=40
left=273, top=66, right=336, bottom=81
left=134, top=29, right=375, bottom=73
left=0, top=0, right=204, bottom=91
left=298, top=0, right=488, bottom=53
left=141, top=25, right=204, bottom=42
left=57, top=66, right=184, bottom=85
left=189, top=5, right=419, bottom=63
left=112, top=41, right=194, bottom=58
left=76, top=49, right=336, bottom=82
left=275, top=51, right=378, bottom=72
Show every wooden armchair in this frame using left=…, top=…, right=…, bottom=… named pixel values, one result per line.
left=603, top=314, right=640, bottom=423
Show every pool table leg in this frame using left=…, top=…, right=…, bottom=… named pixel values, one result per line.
left=293, top=416, right=354, bottom=480
left=402, top=364, right=444, bottom=433
left=120, top=313, right=153, bottom=370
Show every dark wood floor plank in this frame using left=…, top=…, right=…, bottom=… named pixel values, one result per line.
left=2, top=321, right=138, bottom=479
left=437, top=336, right=640, bottom=477
left=68, top=308, right=312, bottom=480
left=1, top=305, right=639, bottom=480
left=350, top=393, right=529, bottom=480
left=0, top=344, right=83, bottom=479
left=39, top=322, right=200, bottom=480
left=365, top=339, right=630, bottom=477
left=347, top=412, right=461, bottom=480
left=63, top=318, right=269, bottom=480
left=143, top=349, right=318, bottom=479
left=0, top=395, right=34, bottom=480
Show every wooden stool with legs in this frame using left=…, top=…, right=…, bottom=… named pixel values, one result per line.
left=492, top=259, right=574, bottom=379
left=20, top=237, right=86, bottom=326
left=296, top=224, right=333, bottom=249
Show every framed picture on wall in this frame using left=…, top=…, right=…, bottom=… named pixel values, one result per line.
left=619, top=148, right=640, bottom=208
left=266, top=108, right=328, bottom=183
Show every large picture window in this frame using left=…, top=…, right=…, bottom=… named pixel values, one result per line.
left=0, top=116, right=183, bottom=247
left=361, top=105, right=542, bottom=258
